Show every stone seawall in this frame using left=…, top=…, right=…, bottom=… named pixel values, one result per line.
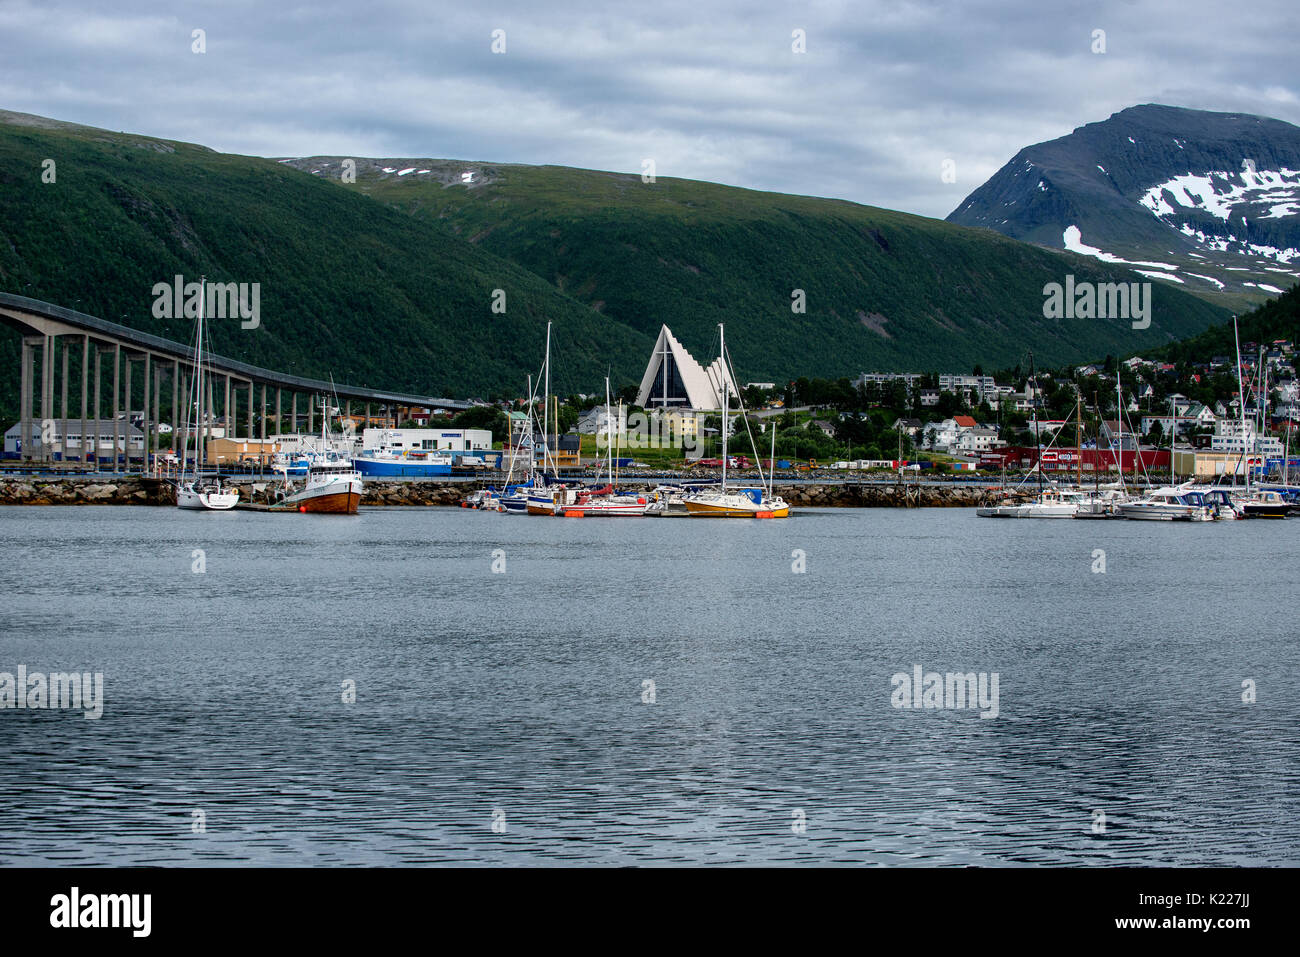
left=0, top=477, right=1007, bottom=508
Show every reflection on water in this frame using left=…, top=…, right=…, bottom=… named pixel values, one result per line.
left=0, top=505, right=1296, bottom=865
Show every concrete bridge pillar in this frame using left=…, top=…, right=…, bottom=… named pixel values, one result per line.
left=143, top=354, right=153, bottom=470
left=111, top=344, right=121, bottom=472
left=19, top=338, right=33, bottom=461
left=93, top=347, right=103, bottom=471
left=80, top=336, right=89, bottom=467
left=60, top=340, right=69, bottom=461
left=123, top=352, right=133, bottom=470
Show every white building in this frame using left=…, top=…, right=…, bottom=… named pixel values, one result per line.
left=1210, top=419, right=1283, bottom=455
left=362, top=428, right=492, bottom=453
left=4, top=418, right=144, bottom=460
left=955, top=428, right=1004, bottom=453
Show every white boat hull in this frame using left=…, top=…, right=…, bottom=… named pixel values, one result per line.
left=176, top=482, right=239, bottom=510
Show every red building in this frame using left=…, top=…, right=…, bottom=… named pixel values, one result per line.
left=979, top=446, right=1170, bottom=473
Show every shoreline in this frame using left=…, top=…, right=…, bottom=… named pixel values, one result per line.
left=0, top=477, right=1007, bottom=508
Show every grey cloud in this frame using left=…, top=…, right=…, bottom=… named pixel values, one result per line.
left=0, top=0, right=1296, bottom=218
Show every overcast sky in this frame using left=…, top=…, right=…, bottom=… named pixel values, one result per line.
left=2, top=0, right=1297, bottom=219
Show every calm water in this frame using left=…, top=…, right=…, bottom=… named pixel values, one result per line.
left=0, top=505, right=1296, bottom=866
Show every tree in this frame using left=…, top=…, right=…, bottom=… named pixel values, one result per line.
left=453, top=405, right=508, bottom=440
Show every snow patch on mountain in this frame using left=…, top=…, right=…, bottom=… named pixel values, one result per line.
left=1062, top=226, right=1179, bottom=270
left=1141, top=168, right=1299, bottom=214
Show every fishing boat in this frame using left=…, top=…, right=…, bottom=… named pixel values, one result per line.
left=682, top=324, right=789, bottom=518
left=175, top=276, right=239, bottom=511
left=278, top=459, right=364, bottom=513
left=273, top=397, right=363, bottom=514
left=353, top=432, right=453, bottom=477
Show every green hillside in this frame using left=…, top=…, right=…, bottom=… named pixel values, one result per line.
left=295, top=155, right=1231, bottom=379
left=1147, top=283, right=1300, bottom=365
left=0, top=113, right=651, bottom=419
left=0, top=110, right=1235, bottom=426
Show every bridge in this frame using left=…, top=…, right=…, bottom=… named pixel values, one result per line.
left=0, top=292, right=474, bottom=468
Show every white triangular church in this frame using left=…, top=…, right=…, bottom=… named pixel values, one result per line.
left=635, top=325, right=738, bottom=412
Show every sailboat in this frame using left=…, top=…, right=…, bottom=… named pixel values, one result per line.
left=175, top=276, right=240, bottom=511
left=682, top=324, right=790, bottom=518
left=562, top=379, right=649, bottom=516
left=520, top=322, right=585, bottom=515
left=978, top=354, right=1089, bottom=517
left=1210, top=315, right=1289, bottom=518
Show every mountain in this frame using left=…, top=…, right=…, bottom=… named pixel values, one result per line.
left=947, top=104, right=1300, bottom=311
left=0, top=109, right=1231, bottom=421
left=0, top=109, right=653, bottom=410
left=279, top=152, right=1229, bottom=385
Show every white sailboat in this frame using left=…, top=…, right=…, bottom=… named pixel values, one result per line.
left=562, top=379, right=649, bottom=516
left=175, top=276, right=239, bottom=511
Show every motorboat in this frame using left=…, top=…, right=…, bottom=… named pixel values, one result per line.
left=1191, top=488, right=1243, bottom=520
left=1118, top=487, right=1214, bottom=521
left=1239, top=489, right=1290, bottom=519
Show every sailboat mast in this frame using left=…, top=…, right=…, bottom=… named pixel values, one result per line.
left=1260, top=347, right=1268, bottom=483
left=770, top=418, right=777, bottom=497
left=1116, top=367, right=1126, bottom=489
left=543, top=322, right=551, bottom=474
left=1234, top=315, right=1248, bottom=491
left=720, top=324, right=728, bottom=492
left=195, top=276, right=206, bottom=477
left=605, top=378, right=613, bottom=482
left=1075, top=395, right=1082, bottom=487
left=1030, top=351, right=1040, bottom=495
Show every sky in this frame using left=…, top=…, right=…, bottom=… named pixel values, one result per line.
left=1, top=0, right=1297, bottom=220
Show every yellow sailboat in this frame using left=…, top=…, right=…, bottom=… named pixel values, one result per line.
left=682, top=323, right=790, bottom=518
